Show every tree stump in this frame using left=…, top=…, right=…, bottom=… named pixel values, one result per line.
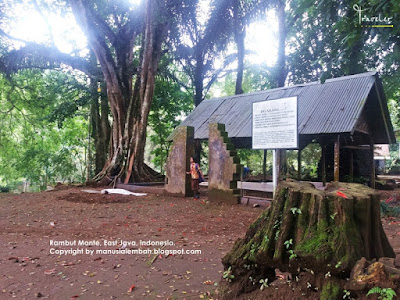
left=221, top=180, right=395, bottom=296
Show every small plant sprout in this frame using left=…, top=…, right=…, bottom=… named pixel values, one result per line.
left=290, top=207, right=302, bottom=215
left=284, top=239, right=293, bottom=249
left=367, top=287, right=397, bottom=300
left=343, top=289, right=351, bottom=299
left=288, top=249, right=297, bottom=260
left=259, top=278, right=269, bottom=291
left=223, top=266, right=234, bottom=282
left=250, top=244, right=257, bottom=257
left=273, top=220, right=281, bottom=229
left=249, top=276, right=256, bottom=285
left=306, top=282, right=312, bottom=289
left=335, top=261, right=342, bottom=268
left=324, top=271, right=331, bottom=278
left=264, top=235, right=269, bottom=243
left=330, top=212, right=338, bottom=220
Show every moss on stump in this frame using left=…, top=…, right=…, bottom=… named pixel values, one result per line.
left=221, top=180, right=395, bottom=297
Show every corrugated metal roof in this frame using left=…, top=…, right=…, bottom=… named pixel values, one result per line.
left=167, top=71, right=395, bottom=144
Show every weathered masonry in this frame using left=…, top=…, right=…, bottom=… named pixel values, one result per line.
left=166, top=71, right=395, bottom=197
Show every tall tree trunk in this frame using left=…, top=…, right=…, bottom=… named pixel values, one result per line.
left=129, top=5, right=166, bottom=181
left=234, top=0, right=245, bottom=95
left=72, top=0, right=166, bottom=183
left=234, top=29, right=245, bottom=95
left=89, top=51, right=110, bottom=174
left=275, top=0, right=287, bottom=178
left=100, top=81, right=111, bottom=165
left=90, top=81, right=110, bottom=174
left=194, top=48, right=205, bottom=107
left=275, top=0, right=286, bottom=88
left=193, top=47, right=205, bottom=163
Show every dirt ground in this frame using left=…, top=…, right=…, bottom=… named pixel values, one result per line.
left=0, top=185, right=400, bottom=300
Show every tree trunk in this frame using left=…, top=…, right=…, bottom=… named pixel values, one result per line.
left=234, top=0, right=245, bottom=95
left=72, top=0, right=167, bottom=183
left=273, top=1, right=287, bottom=179
left=89, top=54, right=110, bottom=175
left=275, top=0, right=286, bottom=88
left=221, top=180, right=394, bottom=297
left=234, top=29, right=245, bottom=95
left=194, top=48, right=205, bottom=107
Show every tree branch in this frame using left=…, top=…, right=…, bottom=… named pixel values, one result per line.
left=0, top=42, right=99, bottom=77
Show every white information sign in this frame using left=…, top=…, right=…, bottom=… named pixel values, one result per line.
left=252, top=96, right=298, bottom=149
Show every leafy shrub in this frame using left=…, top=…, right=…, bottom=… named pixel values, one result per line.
left=0, top=186, right=10, bottom=193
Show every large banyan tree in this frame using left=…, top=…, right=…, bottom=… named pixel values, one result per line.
left=70, top=0, right=177, bottom=182
left=0, top=0, right=189, bottom=182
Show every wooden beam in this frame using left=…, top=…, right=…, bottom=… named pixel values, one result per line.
left=263, top=149, right=267, bottom=182
left=322, top=145, right=326, bottom=186
left=334, top=135, right=340, bottom=182
left=374, top=83, right=393, bottom=144
left=277, top=149, right=287, bottom=180
left=343, top=145, right=369, bottom=150
left=370, top=140, right=375, bottom=188
left=349, top=149, right=354, bottom=181
left=297, top=150, right=301, bottom=180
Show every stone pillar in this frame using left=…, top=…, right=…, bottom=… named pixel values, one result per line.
left=208, top=123, right=242, bottom=204
left=165, top=126, right=194, bottom=197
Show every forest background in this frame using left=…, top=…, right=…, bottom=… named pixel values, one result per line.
left=0, top=0, right=398, bottom=191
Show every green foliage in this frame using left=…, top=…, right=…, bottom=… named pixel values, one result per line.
left=259, top=278, right=268, bottom=291
left=320, top=281, right=341, bottom=300
left=367, top=287, right=397, bottom=300
left=0, top=185, right=10, bottom=193
left=0, top=70, right=89, bottom=191
left=147, top=75, right=193, bottom=174
left=343, top=289, right=352, bottom=299
left=284, top=239, right=293, bottom=249
left=236, top=149, right=267, bottom=176
left=1, top=0, right=399, bottom=190
left=212, top=66, right=274, bottom=97
left=290, top=207, right=302, bottom=215
left=284, top=238, right=297, bottom=260
left=288, top=250, right=297, bottom=260
left=380, top=202, right=400, bottom=218
left=288, top=0, right=400, bottom=133
left=223, top=266, right=234, bottom=282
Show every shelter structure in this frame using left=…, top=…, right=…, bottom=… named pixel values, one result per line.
left=167, top=71, right=395, bottom=192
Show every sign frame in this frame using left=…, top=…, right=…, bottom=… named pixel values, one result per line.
left=251, top=96, right=299, bottom=150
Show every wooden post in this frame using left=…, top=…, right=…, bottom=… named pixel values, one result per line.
left=334, top=135, right=340, bottom=182
left=384, top=158, right=386, bottom=174
left=273, top=150, right=277, bottom=196
left=370, top=140, right=375, bottom=189
left=276, top=149, right=287, bottom=180
left=276, top=149, right=281, bottom=181
left=297, top=150, right=301, bottom=180
left=349, top=149, right=354, bottom=181
left=263, top=149, right=267, bottom=182
left=322, top=144, right=326, bottom=186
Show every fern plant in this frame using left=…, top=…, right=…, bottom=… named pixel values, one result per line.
left=367, top=287, right=397, bottom=300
